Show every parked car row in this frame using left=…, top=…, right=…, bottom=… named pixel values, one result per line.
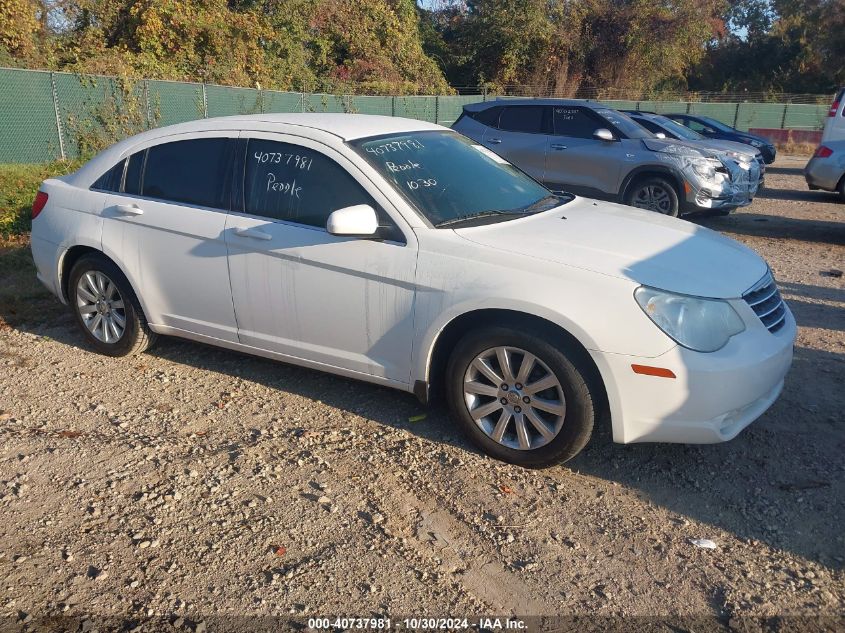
left=31, top=111, right=796, bottom=467
left=452, top=99, right=763, bottom=217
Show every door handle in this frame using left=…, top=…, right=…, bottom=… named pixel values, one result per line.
left=550, top=144, right=568, bottom=150
left=111, top=203, right=144, bottom=216
left=234, top=227, right=272, bottom=241
left=488, top=138, right=502, bottom=144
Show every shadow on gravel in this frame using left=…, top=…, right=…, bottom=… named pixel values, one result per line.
left=31, top=314, right=845, bottom=570
left=754, top=187, right=840, bottom=203
left=764, top=166, right=805, bottom=176
left=783, top=299, right=845, bottom=331
left=7, top=232, right=844, bottom=573
left=779, top=280, right=845, bottom=304
left=568, top=343, right=845, bottom=571
left=694, top=213, right=845, bottom=245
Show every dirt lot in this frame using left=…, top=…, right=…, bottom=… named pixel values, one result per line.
left=0, top=156, right=843, bottom=631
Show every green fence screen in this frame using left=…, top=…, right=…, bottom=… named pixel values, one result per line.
left=0, top=67, right=830, bottom=163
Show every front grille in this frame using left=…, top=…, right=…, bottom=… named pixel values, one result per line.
left=743, top=273, right=787, bottom=333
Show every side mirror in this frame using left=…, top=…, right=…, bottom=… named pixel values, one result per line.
left=655, top=132, right=667, bottom=139
left=593, top=128, right=615, bottom=142
left=326, top=204, right=379, bottom=238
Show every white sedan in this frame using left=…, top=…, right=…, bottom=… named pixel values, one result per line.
left=30, top=114, right=795, bottom=466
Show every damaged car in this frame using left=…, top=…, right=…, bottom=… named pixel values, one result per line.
left=624, top=110, right=765, bottom=191
left=452, top=99, right=758, bottom=217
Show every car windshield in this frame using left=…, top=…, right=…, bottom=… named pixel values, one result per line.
left=698, top=116, right=736, bottom=133
left=351, top=131, right=570, bottom=227
left=652, top=115, right=704, bottom=141
left=595, top=109, right=653, bottom=139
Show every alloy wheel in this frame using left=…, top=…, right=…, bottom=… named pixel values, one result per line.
left=631, top=184, right=673, bottom=214
left=76, top=271, right=126, bottom=343
left=463, top=346, right=566, bottom=450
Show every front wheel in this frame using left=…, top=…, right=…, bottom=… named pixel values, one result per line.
left=446, top=327, right=597, bottom=467
left=624, top=177, right=680, bottom=216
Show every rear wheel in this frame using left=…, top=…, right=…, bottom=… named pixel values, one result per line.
left=838, top=176, right=845, bottom=202
left=624, top=176, right=680, bottom=216
left=446, top=327, right=596, bottom=467
left=69, top=254, right=157, bottom=357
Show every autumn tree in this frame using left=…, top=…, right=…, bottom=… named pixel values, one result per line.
left=690, top=0, right=844, bottom=94
left=0, top=0, right=39, bottom=60
left=425, top=0, right=726, bottom=96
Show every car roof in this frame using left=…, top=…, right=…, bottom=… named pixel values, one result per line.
left=463, top=98, right=598, bottom=112
left=623, top=110, right=659, bottom=118
left=70, top=113, right=445, bottom=186
left=149, top=113, right=444, bottom=142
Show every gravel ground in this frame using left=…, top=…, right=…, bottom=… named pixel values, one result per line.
left=0, top=155, right=843, bottom=630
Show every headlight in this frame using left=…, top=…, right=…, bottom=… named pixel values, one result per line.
left=725, top=151, right=752, bottom=167
left=748, top=139, right=764, bottom=148
left=688, top=157, right=726, bottom=183
left=634, top=286, right=745, bottom=352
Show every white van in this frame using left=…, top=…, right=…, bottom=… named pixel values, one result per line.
left=822, top=88, right=845, bottom=143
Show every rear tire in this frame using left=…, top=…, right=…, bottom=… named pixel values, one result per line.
left=68, top=254, right=157, bottom=357
left=624, top=176, right=680, bottom=216
left=446, top=327, right=596, bottom=467
left=838, top=177, right=845, bottom=202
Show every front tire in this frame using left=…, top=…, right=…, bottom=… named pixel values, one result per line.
left=69, top=254, right=157, bottom=357
left=446, top=327, right=596, bottom=467
left=624, top=176, right=680, bottom=216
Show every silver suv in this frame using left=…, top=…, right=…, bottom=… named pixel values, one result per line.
left=452, top=99, right=759, bottom=216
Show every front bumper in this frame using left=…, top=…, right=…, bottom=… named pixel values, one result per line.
left=682, top=162, right=760, bottom=212
left=592, top=302, right=796, bottom=444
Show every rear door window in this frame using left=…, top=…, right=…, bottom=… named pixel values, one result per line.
left=684, top=118, right=712, bottom=134
left=552, top=106, right=604, bottom=139
left=91, top=159, right=125, bottom=192
left=471, top=106, right=503, bottom=128
left=242, top=138, right=378, bottom=229
left=141, top=138, right=232, bottom=208
left=635, top=118, right=663, bottom=135
left=498, top=106, right=547, bottom=134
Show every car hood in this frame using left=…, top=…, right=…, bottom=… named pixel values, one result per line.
left=694, top=138, right=761, bottom=159
left=640, top=137, right=711, bottom=157
left=736, top=133, right=771, bottom=146
left=454, top=197, right=768, bottom=298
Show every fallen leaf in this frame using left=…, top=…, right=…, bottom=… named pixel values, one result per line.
left=408, top=414, right=426, bottom=423
left=274, top=546, right=287, bottom=557
left=58, top=430, right=83, bottom=438
left=499, top=485, right=515, bottom=495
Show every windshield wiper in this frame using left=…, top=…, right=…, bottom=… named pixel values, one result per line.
left=435, top=210, right=526, bottom=228
left=518, top=193, right=571, bottom=214
left=435, top=193, right=572, bottom=229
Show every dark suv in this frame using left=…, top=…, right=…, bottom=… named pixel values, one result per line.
left=664, top=113, right=777, bottom=164
left=453, top=99, right=758, bottom=216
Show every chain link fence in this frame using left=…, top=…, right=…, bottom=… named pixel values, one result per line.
left=0, top=67, right=834, bottom=164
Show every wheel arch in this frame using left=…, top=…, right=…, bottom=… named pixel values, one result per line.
left=59, top=246, right=150, bottom=322
left=59, top=245, right=101, bottom=302
left=421, top=308, right=608, bottom=424
left=619, top=165, right=684, bottom=201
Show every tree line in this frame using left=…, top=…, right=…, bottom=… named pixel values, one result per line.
left=0, top=1, right=841, bottom=96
